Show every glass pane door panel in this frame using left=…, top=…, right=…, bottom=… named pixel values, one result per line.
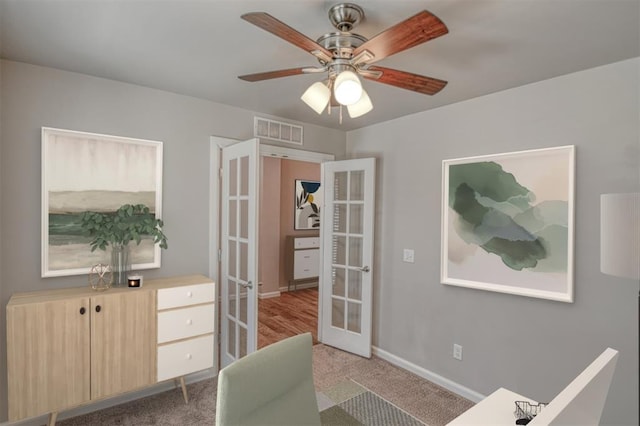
left=227, top=319, right=236, bottom=357
left=348, top=236, right=363, bottom=267
left=239, top=326, right=248, bottom=358
left=229, top=159, right=238, bottom=196
left=332, top=235, right=346, bottom=265
left=239, top=288, right=248, bottom=324
left=228, top=240, right=237, bottom=277
left=332, top=267, right=346, bottom=297
left=229, top=201, right=237, bottom=237
left=240, top=200, right=249, bottom=239
left=347, top=302, right=362, bottom=333
left=350, top=170, right=364, bottom=201
left=240, top=156, right=249, bottom=196
left=347, top=270, right=362, bottom=301
left=239, top=242, right=248, bottom=281
left=349, top=204, right=364, bottom=234
left=333, top=204, right=347, bottom=232
left=334, top=172, right=348, bottom=201
left=227, top=279, right=237, bottom=317
left=332, top=298, right=345, bottom=328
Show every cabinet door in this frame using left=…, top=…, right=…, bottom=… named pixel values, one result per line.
left=7, top=298, right=90, bottom=420
left=90, top=290, right=156, bottom=399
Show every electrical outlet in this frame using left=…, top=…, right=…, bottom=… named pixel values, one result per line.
left=453, top=344, right=463, bottom=361
left=402, top=249, right=415, bottom=263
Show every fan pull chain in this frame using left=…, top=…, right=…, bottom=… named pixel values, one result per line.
left=339, top=105, right=343, bottom=124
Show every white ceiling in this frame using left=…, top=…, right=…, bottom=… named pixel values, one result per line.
left=1, top=0, right=638, bottom=131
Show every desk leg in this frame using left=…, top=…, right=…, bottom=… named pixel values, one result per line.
left=179, top=376, right=189, bottom=404
left=48, top=412, right=58, bottom=426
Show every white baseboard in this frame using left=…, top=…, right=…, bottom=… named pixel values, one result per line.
left=258, top=291, right=281, bottom=299
left=372, top=346, right=485, bottom=403
left=1, top=370, right=217, bottom=426
left=278, top=281, right=318, bottom=292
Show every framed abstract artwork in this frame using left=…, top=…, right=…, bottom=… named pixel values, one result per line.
left=42, top=127, right=163, bottom=277
left=295, top=179, right=322, bottom=230
left=441, top=146, right=575, bottom=302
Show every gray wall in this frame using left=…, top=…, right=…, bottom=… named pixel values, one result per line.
left=346, top=58, right=639, bottom=425
left=0, top=59, right=346, bottom=421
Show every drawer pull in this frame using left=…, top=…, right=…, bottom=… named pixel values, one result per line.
left=186, top=353, right=192, bottom=360
left=186, top=319, right=193, bottom=325
left=186, top=291, right=193, bottom=298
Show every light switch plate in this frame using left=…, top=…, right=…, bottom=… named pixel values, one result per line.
left=403, top=249, right=415, bottom=263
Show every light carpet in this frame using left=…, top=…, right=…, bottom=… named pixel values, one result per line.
left=57, top=344, right=473, bottom=425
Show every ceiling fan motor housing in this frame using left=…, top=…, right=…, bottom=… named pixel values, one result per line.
left=328, top=3, right=365, bottom=32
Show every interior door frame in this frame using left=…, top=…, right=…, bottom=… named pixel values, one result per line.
left=209, top=136, right=335, bottom=363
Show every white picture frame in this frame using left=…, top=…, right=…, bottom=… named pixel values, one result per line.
left=441, top=146, right=575, bottom=302
left=42, top=127, right=163, bottom=277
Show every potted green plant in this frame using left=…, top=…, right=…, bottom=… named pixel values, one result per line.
left=80, top=203, right=168, bottom=286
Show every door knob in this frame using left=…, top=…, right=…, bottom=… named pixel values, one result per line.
left=360, top=266, right=370, bottom=272
left=239, top=281, right=254, bottom=289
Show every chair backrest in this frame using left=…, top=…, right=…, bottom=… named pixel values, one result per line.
left=530, top=347, right=619, bottom=425
left=215, top=332, right=321, bottom=426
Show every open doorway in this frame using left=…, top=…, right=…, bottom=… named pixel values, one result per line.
left=258, top=156, right=321, bottom=348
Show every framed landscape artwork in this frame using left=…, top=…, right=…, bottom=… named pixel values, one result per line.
left=42, top=127, right=163, bottom=277
left=295, top=179, right=322, bottom=230
left=441, top=146, right=575, bottom=302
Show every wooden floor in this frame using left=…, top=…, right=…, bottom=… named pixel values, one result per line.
left=258, top=287, right=319, bottom=348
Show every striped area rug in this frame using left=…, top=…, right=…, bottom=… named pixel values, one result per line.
left=319, top=379, right=425, bottom=426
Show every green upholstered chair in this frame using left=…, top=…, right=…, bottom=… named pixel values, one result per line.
left=215, top=333, right=321, bottom=426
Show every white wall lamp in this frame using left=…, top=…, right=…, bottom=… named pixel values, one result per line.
left=601, top=193, right=640, bottom=280
left=300, top=66, right=373, bottom=122
left=600, top=192, right=639, bottom=398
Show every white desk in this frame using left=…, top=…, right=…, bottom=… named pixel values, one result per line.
left=447, top=387, right=538, bottom=425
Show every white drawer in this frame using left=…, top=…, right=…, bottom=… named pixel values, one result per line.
left=157, top=334, right=214, bottom=382
left=294, top=248, right=319, bottom=279
left=157, top=282, right=214, bottom=310
left=294, top=237, right=319, bottom=249
left=158, top=304, right=215, bottom=343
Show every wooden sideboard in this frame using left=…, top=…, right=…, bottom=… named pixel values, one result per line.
left=6, top=274, right=215, bottom=425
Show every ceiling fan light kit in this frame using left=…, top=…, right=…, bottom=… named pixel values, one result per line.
left=333, top=69, right=362, bottom=105
left=301, top=81, right=331, bottom=114
left=239, top=3, right=448, bottom=122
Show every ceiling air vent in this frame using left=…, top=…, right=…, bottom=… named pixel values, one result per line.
left=254, top=117, right=303, bottom=145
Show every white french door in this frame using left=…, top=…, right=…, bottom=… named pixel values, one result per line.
left=220, top=139, right=259, bottom=368
left=320, top=158, right=376, bottom=358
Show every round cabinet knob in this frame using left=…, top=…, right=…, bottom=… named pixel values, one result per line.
left=186, top=353, right=192, bottom=360
left=79, top=307, right=86, bottom=315
left=186, top=319, right=193, bottom=325
left=186, top=291, right=193, bottom=298
left=95, top=305, right=102, bottom=313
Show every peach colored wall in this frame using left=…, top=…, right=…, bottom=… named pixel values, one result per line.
left=258, top=156, right=282, bottom=295
left=278, top=160, right=320, bottom=288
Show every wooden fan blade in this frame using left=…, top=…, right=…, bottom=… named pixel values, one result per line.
left=239, top=67, right=307, bottom=82
left=353, top=10, right=448, bottom=64
left=242, top=12, right=333, bottom=62
left=362, top=66, right=447, bottom=95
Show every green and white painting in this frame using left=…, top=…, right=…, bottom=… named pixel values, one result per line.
left=42, top=127, right=163, bottom=277
left=441, top=146, right=575, bottom=302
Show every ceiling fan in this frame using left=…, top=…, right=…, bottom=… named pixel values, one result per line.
left=238, top=3, right=449, bottom=120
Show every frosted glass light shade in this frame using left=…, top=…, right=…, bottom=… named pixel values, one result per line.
left=600, top=192, right=640, bottom=280
left=334, top=70, right=362, bottom=105
left=347, top=88, right=373, bottom=118
left=301, top=82, right=330, bottom=114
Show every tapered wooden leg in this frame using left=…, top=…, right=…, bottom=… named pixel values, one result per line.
left=179, top=376, right=189, bottom=404
left=48, top=412, right=58, bottom=426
